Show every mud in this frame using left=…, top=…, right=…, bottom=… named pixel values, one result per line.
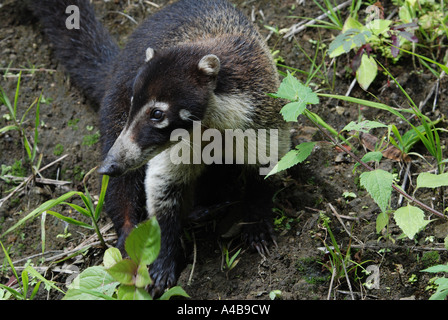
left=0, top=0, right=447, bottom=300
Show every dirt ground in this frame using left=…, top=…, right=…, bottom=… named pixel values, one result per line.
left=0, top=0, right=447, bottom=300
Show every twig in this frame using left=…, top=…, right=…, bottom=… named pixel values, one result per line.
left=188, top=231, right=197, bottom=286
left=0, top=154, right=69, bottom=208
left=327, top=266, right=336, bottom=300
left=418, top=60, right=448, bottom=112
left=0, top=67, right=57, bottom=73
left=284, top=0, right=351, bottom=39
left=328, top=203, right=363, bottom=245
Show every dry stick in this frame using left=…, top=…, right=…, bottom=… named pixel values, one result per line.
left=284, top=0, right=352, bottom=39
left=310, top=118, right=446, bottom=219
left=0, top=154, right=69, bottom=208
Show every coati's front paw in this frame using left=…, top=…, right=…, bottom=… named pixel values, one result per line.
left=149, top=256, right=182, bottom=298
left=242, top=218, right=277, bottom=256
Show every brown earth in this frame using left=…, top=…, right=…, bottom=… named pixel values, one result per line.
left=0, top=0, right=447, bottom=300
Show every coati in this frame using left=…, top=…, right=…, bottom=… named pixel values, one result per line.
left=32, top=0, right=290, bottom=296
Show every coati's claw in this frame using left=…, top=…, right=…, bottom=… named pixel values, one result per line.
left=243, top=219, right=276, bottom=257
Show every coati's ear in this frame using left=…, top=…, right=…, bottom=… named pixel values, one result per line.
left=145, top=47, right=155, bottom=63
left=198, top=54, right=220, bottom=76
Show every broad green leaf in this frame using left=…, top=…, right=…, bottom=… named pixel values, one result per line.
left=376, top=211, right=389, bottom=233
left=356, top=54, right=378, bottom=90
left=416, top=172, right=448, bottom=190
left=159, top=286, right=190, bottom=300
left=135, top=263, right=151, bottom=288
left=117, top=285, right=152, bottom=300
left=107, top=259, right=137, bottom=285
left=342, top=120, right=387, bottom=133
left=393, top=205, right=431, bottom=240
left=125, top=218, right=161, bottom=266
left=360, top=169, right=393, bottom=213
left=272, top=73, right=319, bottom=123
left=103, top=247, right=122, bottom=269
left=342, top=16, right=364, bottom=32
left=422, top=265, right=448, bottom=274
left=366, top=19, right=392, bottom=36
left=266, top=142, right=316, bottom=178
left=65, top=266, right=118, bottom=300
left=361, top=151, right=383, bottom=163
left=280, top=101, right=306, bottom=122
left=429, top=278, right=448, bottom=300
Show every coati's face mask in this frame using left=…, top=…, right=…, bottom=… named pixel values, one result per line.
left=98, top=47, right=220, bottom=177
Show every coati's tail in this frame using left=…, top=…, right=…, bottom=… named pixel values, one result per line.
left=31, top=0, right=119, bottom=104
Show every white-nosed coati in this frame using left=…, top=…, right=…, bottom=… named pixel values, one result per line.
left=33, top=0, right=290, bottom=296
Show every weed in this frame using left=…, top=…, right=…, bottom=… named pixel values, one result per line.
left=0, top=241, right=64, bottom=300
left=2, top=171, right=110, bottom=249
left=64, top=218, right=189, bottom=300
left=0, top=72, right=42, bottom=171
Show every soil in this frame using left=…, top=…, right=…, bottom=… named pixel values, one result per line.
left=0, top=0, right=447, bottom=301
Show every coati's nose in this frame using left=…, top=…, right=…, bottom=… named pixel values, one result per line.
left=97, top=157, right=124, bottom=177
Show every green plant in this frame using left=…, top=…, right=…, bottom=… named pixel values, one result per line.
left=2, top=171, right=110, bottom=249
left=0, top=241, right=64, bottom=300
left=268, top=70, right=446, bottom=244
left=222, top=245, right=241, bottom=274
left=421, top=264, right=448, bottom=300
left=64, top=218, right=189, bottom=300
left=0, top=72, right=42, bottom=168
left=318, top=214, right=369, bottom=298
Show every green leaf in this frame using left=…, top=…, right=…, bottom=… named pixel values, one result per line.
left=46, top=210, right=93, bottom=229
left=95, top=174, right=109, bottom=221
left=360, top=169, right=393, bottom=213
left=356, top=54, right=378, bottom=90
left=421, top=264, right=448, bottom=274
left=416, top=172, right=448, bottom=190
left=125, top=218, right=161, bottom=266
left=429, top=278, right=448, bottom=300
left=159, top=286, right=190, bottom=300
left=361, top=151, right=383, bottom=163
left=365, top=19, right=392, bottom=36
left=393, top=205, right=431, bottom=240
left=2, top=191, right=81, bottom=236
left=376, top=211, right=389, bottom=234
left=107, top=259, right=137, bottom=285
left=272, top=73, right=319, bottom=122
left=342, top=16, right=364, bottom=32
left=342, top=120, right=387, bottom=133
left=266, top=142, right=316, bottom=178
left=280, top=101, right=307, bottom=122
left=103, top=247, right=123, bottom=269
left=117, top=285, right=152, bottom=300
left=135, top=263, right=151, bottom=288
left=64, top=266, right=118, bottom=300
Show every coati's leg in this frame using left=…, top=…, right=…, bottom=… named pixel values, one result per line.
left=241, top=170, right=277, bottom=255
left=144, top=151, right=203, bottom=296
left=104, top=167, right=147, bottom=250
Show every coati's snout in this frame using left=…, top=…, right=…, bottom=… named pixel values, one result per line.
left=98, top=48, right=221, bottom=177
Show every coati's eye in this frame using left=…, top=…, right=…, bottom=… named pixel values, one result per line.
left=150, top=109, right=165, bottom=121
